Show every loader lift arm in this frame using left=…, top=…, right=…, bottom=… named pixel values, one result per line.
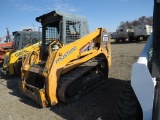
left=19, top=28, right=111, bottom=107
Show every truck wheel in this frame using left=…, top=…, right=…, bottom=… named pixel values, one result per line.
left=116, top=38, right=119, bottom=42
left=117, top=82, right=143, bottom=120
left=140, top=37, right=143, bottom=41
left=128, top=37, right=133, bottom=42
left=122, top=38, right=126, bottom=42
left=136, top=37, right=141, bottom=42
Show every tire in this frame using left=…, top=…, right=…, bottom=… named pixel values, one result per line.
left=128, top=37, right=133, bottom=42
left=122, top=38, right=126, bottom=42
left=117, top=82, right=143, bottom=120
left=116, top=38, right=119, bottom=42
left=136, top=36, right=141, bottom=42
left=153, top=81, right=160, bottom=120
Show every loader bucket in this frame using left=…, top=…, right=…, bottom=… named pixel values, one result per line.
left=19, top=81, right=48, bottom=107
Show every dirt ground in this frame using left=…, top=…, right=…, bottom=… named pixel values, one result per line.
left=0, top=41, right=145, bottom=120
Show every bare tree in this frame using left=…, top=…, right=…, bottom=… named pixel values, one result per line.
left=118, top=16, right=153, bottom=29
left=118, top=21, right=133, bottom=29
left=138, top=16, right=153, bottom=25
left=138, top=16, right=147, bottom=24
left=132, top=20, right=140, bottom=26
left=147, top=16, right=153, bottom=25
left=118, top=21, right=126, bottom=29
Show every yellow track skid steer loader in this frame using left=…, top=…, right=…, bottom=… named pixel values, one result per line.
left=19, top=27, right=111, bottom=107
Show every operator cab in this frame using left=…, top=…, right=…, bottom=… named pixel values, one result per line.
left=36, top=10, right=90, bottom=59
left=13, top=30, right=41, bottom=51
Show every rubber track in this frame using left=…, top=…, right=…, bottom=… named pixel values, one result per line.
left=57, top=58, right=106, bottom=103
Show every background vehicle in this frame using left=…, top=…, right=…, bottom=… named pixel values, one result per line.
left=117, top=0, right=159, bottom=120
left=0, top=28, right=14, bottom=63
left=18, top=10, right=111, bottom=107
left=2, top=11, right=90, bottom=76
left=2, top=29, right=41, bottom=75
left=115, top=28, right=134, bottom=42
left=115, top=25, right=152, bottom=42
left=133, top=24, right=152, bottom=41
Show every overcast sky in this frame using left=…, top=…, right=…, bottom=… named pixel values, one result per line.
left=0, top=0, right=153, bottom=37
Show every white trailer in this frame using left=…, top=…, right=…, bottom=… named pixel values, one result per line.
left=133, top=24, right=152, bottom=41
left=116, top=28, right=134, bottom=42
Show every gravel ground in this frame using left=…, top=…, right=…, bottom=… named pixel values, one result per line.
left=0, top=41, right=145, bottom=120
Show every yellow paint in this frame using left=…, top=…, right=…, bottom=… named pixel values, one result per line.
left=2, top=42, right=41, bottom=75
left=20, top=28, right=112, bottom=107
